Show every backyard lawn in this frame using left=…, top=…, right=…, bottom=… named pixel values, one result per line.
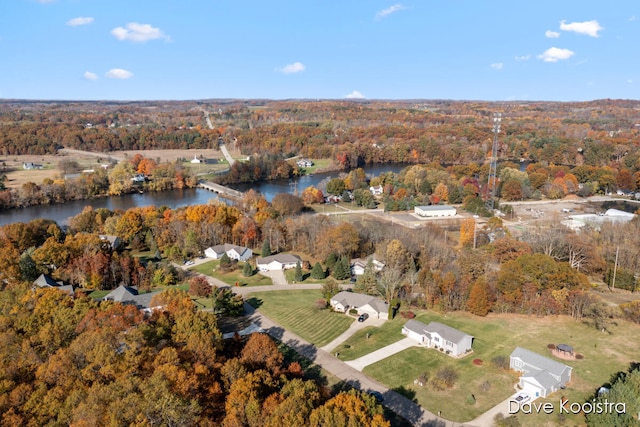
left=189, top=260, right=272, bottom=287
left=247, top=290, right=353, bottom=348
left=358, top=310, right=640, bottom=425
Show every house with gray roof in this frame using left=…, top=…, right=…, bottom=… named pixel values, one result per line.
left=350, top=256, right=385, bottom=276
left=401, top=320, right=473, bottom=357
left=33, top=273, right=74, bottom=295
left=330, top=291, right=389, bottom=320
left=99, top=235, right=122, bottom=251
left=509, top=347, right=572, bottom=398
left=102, top=285, right=161, bottom=313
left=204, top=243, right=252, bottom=261
left=256, top=254, right=302, bottom=271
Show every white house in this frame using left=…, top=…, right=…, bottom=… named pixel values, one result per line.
left=350, top=256, right=385, bottom=276
left=256, top=254, right=302, bottom=271
left=369, top=185, right=383, bottom=196
left=330, top=291, right=389, bottom=320
left=509, top=347, right=572, bottom=398
left=414, top=205, right=456, bottom=218
left=23, top=162, right=43, bottom=170
left=401, top=320, right=473, bottom=357
left=296, top=159, right=314, bottom=168
left=204, top=244, right=253, bottom=261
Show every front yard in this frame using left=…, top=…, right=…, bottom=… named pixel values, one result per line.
left=332, top=314, right=408, bottom=359
left=357, top=311, right=640, bottom=425
left=247, top=290, right=353, bottom=348
left=189, top=260, right=273, bottom=287
left=240, top=288, right=640, bottom=425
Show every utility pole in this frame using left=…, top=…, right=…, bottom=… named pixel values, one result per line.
left=486, top=112, right=501, bottom=212
left=611, top=246, right=619, bottom=290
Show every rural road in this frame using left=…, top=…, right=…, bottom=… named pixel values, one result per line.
left=200, top=108, right=235, bottom=166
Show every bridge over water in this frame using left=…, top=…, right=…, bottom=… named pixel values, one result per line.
left=198, top=181, right=244, bottom=200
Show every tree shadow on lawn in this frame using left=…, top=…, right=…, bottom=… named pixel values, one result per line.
left=392, top=385, right=418, bottom=403
left=245, top=296, right=263, bottom=309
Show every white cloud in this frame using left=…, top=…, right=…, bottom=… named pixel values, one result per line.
left=105, top=68, right=133, bottom=79
left=376, top=4, right=406, bottom=20
left=111, top=23, right=170, bottom=42
left=490, top=63, right=503, bottom=70
left=84, top=71, right=98, bottom=80
left=345, top=90, right=365, bottom=99
left=279, top=62, right=306, bottom=74
left=537, top=47, right=575, bottom=62
left=514, top=54, right=531, bottom=61
left=629, top=16, right=637, bottom=22
left=545, top=30, right=560, bottom=38
left=66, top=17, right=94, bottom=27
left=560, top=20, right=603, bottom=37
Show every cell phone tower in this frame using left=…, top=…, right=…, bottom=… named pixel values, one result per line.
left=486, top=112, right=501, bottom=212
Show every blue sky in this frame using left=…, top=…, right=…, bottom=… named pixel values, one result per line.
left=1, top=0, right=638, bottom=101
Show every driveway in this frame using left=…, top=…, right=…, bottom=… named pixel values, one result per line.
left=466, top=389, right=524, bottom=427
left=319, top=315, right=382, bottom=353
left=258, top=269, right=288, bottom=286
left=345, top=337, right=417, bottom=371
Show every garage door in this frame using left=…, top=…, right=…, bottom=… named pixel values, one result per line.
left=520, top=380, right=544, bottom=398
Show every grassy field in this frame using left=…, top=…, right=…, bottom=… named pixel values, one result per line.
left=298, top=158, right=334, bottom=175
left=189, top=260, right=273, bottom=287
left=247, top=290, right=353, bottom=348
left=332, top=314, right=408, bottom=358
left=357, top=310, right=640, bottom=425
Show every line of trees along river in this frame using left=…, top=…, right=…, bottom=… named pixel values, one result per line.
left=0, top=164, right=409, bottom=226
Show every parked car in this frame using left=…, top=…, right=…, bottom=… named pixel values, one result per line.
left=183, top=260, right=195, bottom=266
left=511, top=392, right=531, bottom=404
left=358, top=313, right=369, bottom=322
left=368, top=390, right=384, bottom=403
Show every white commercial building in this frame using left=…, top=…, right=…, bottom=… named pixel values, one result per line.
left=414, top=205, right=456, bottom=218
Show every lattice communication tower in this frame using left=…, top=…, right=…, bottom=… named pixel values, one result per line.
left=486, top=112, right=501, bottom=211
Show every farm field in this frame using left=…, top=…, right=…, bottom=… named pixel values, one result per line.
left=247, top=290, right=354, bottom=348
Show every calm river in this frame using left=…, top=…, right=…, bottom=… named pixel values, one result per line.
left=0, top=163, right=410, bottom=226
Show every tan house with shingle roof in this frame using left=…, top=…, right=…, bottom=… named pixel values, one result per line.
left=330, top=291, right=389, bottom=320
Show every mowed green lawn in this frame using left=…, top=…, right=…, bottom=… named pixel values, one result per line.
left=248, top=290, right=354, bottom=348
left=189, top=260, right=272, bottom=287
left=355, top=311, right=640, bottom=425
left=332, top=314, right=408, bottom=359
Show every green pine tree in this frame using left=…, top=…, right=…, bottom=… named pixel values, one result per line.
left=294, top=261, right=303, bottom=282
left=242, top=262, right=254, bottom=277
left=311, top=262, right=326, bottom=280
left=261, top=240, right=271, bottom=257
left=332, top=257, right=351, bottom=280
